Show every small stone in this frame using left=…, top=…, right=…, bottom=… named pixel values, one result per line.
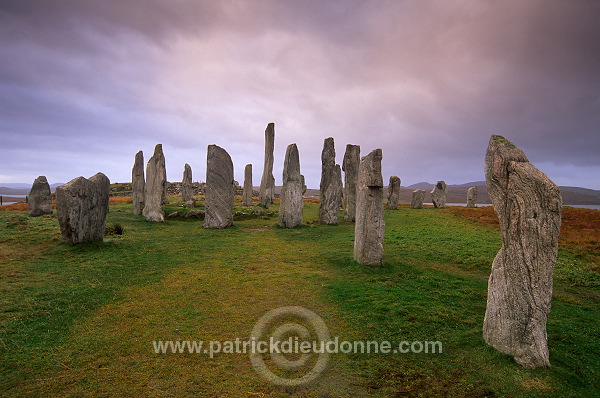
left=56, top=173, right=110, bottom=244
left=431, top=181, right=447, bottom=208
left=186, top=209, right=205, bottom=219
left=467, top=186, right=477, bottom=208
left=28, top=176, right=52, bottom=217
left=185, top=199, right=196, bottom=208
left=387, top=176, right=401, bottom=210
left=411, top=189, right=426, bottom=209
left=167, top=211, right=179, bottom=218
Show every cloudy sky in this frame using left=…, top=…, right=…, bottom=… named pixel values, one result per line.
left=1, top=0, right=599, bottom=190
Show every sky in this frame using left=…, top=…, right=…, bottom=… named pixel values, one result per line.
left=1, top=0, right=599, bottom=190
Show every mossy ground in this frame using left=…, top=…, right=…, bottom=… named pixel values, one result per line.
left=0, top=197, right=598, bottom=397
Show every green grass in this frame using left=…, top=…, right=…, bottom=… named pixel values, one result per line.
left=0, top=199, right=598, bottom=397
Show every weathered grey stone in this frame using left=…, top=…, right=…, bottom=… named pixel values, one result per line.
left=300, top=174, right=307, bottom=195
left=243, top=164, right=253, bottom=206
left=185, top=199, right=196, bottom=208
left=181, top=163, right=194, bottom=203
left=431, top=180, right=448, bottom=208
left=259, top=123, right=275, bottom=208
left=483, top=135, right=562, bottom=368
left=410, top=189, right=426, bottom=209
left=342, top=144, right=360, bottom=221
left=387, top=176, right=401, bottom=210
left=354, top=149, right=385, bottom=266
left=278, top=143, right=303, bottom=228
left=467, top=186, right=477, bottom=208
left=319, top=137, right=341, bottom=224
left=28, top=176, right=52, bottom=217
left=167, top=211, right=179, bottom=218
left=56, top=173, right=110, bottom=245
left=132, top=151, right=145, bottom=215
left=204, top=144, right=234, bottom=228
left=187, top=209, right=205, bottom=219
left=334, top=164, right=343, bottom=209
left=143, top=144, right=167, bottom=222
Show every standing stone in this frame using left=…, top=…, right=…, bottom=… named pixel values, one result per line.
left=143, top=144, right=167, bottom=222
left=181, top=163, right=194, bottom=203
left=28, top=176, right=52, bottom=217
left=243, top=164, right=253, bottom=206
left=467, top=186, right=477, bottom=208
left=55, top=173, right=110, bottom=244
left=300, top=175, right=307, bottom=195
left=334, top=164, right=343, bottom=210
left=342, top=144, right=360, bottom=221
left=259, top=122, right=275, bottom=208
left=204, top=145, right=234, bottom=229
left=354, top=149, right=385, bottom=266
left=387, top=176, right=401, bottom=210
left=411, top=189, right=426, bottom=209
left=278, top=144, right=303, bottom=228
left=319, top=137, right=340, bottom=224
left=132, top=151, right=145, bottom=215
left=483, top=135, right=562, bottom=368
left=431, top=180, right=448, bottom=208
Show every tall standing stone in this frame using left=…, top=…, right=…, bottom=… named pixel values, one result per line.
left=354, top=149, right=385, bottom=266
left=259, top=122, right=275, bottom=208
left=56, top=173, right=110, bottom=244
left=243, top=164, right=253, bottom=206
left=411, top=189, right=426, bottom=209
left=204, top=145, right=234, bottom=229
left=467, top=186, right=477, bottom=208
left=143, top=144, right=167, bottom=222
left=387, top=176, right=401, bottom=210
left=181, top=163, right=194, bottom=203
left=319, top=137, right=340, bottom=224
left=342, top=144, right=360, bottom=222
left=28, top=176, right=52, bottom=217
left=483, top=135, right=562, bottom=368
left=278, top=144, right=303, bottom=228
left=300, top=175, right=307, bottom=196
left=431, top=180, right=448, bottom=208
left=334, top=164, right=343, bottom=210
left=132, top=151, right=145, bottom=215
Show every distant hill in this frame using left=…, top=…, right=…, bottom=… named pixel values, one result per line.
left=0, top=183, right=63, bottom=195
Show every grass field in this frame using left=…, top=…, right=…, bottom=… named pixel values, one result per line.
left=0, top=197, right=598, bottom=397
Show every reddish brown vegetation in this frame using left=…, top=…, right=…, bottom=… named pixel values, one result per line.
left=447, top=205, right=600, bottom=268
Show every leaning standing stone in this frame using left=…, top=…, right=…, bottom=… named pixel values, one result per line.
left=319, top=137, right=340, bottom=224
left=410, top=189, right=426, bottom=209
left=56, top=173, right=110, bottom=244
left=387, top=176, right=401, bottom=210
left=243, top=164, right=253, bottom=206
left=132, top=151, right=145, bottom=215
left=259, top=123, right=275, bottom=208
left=354, top=149, right=385, bottom=266
left=482, top=135, right=562, bottom=368
left=181, top=163, right=194, bottom=203
left=204, top=144, right=234, bottom=229
left=143, top=144, right=167, bottom=222
left=342, top=144, right=360, bottom=222
left=278, top=144, right=303, bottom=228
left=431, top=180, right=447, bottom=208
left=466, top=186, right=477, bottom=208
left=28, top=176, right=52, bottom=217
